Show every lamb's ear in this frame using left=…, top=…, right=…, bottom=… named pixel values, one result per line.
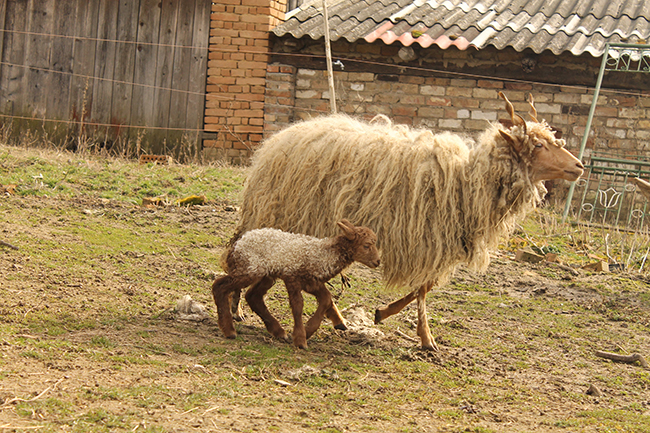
left=337, top=220, right=356, bottom=240
left=340, top=218, right=354, bottom=228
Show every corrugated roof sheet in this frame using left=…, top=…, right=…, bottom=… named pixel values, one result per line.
left=274, top=0, right=650, bottom=56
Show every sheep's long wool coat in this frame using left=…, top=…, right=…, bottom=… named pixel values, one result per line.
left=238, top=114, right=545, bottom=290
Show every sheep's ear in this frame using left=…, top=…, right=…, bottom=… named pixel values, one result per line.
left=499, top=129, right=523, bottom=154
left=337, top=220, right=356, bottom=240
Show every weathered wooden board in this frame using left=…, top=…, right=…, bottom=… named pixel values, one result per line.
left=0, top=0, right=211, bottom=155
left=110, top=0, right=140, bottom=139
left=70, top=0, right=100, bottom=126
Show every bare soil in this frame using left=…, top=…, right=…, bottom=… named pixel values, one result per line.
left=1, top=195, right=649, bottom=432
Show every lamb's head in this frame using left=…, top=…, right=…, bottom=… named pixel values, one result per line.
left=497, top=92, right=584, bottom=184
left=336, top=219, right=380, bottom=269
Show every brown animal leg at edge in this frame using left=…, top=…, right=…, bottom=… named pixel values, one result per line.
left=416, top=283, right=438, bottom=351
left=245, top=277, right=289, bottom=342
left=374, top=288, right=419, bottom=324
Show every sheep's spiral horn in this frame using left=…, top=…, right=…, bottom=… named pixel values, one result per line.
left=528, top=93, right=539, bottom=123
left=498, top=91, right=526, bottom=130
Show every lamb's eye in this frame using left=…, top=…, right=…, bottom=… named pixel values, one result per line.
left=534, top=140, right=544, bottom=148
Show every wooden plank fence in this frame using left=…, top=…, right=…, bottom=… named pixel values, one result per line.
left=0, top=0, right=210, bottom=160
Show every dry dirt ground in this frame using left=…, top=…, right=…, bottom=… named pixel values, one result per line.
left=0, top=195, right=649, bottom=432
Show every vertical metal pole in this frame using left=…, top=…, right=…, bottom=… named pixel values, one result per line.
left=562, top=43, right=611, bottom=223
left=322, top=0, right=337, bottom=113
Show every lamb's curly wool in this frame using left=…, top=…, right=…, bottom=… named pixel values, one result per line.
left=213, top=220, right=380, bottom=349
left=228, top=228, right=342, bottom=280
left=238, top=114, right=544, bottom=290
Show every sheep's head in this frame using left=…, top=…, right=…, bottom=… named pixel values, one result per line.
left=498, top=92, right=584, bottom=184
left=337, top=219, right=380, bottom=268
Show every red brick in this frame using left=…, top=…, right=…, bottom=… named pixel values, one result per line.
left=211, top=12, right=240, bottom=22
left=213, top=0, right=241, bottom=7
left=478, top=80, right=504, bottom=89
left=234, top=125, right=264, bottom=133
left=392, top=106, right=417, bottom=117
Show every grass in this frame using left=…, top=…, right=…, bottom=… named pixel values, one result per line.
left=0, top=144, right=649, bottom=432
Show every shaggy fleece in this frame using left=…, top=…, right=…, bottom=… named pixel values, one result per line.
left=238, top=114, right=546, bottom=290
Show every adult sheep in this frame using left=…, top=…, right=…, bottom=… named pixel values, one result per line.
left=233, top=92, right=584, bottom=350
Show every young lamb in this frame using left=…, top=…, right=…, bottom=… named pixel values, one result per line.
left=211, top=219, right=380, bottom=349
left=230, top=92, right=584, bottom=351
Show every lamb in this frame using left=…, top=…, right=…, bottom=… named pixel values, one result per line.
left=232, top=92, right=584, bottom=350
left=211, top=219, right=380, bottom=349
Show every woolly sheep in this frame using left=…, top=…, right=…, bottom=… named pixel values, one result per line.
left=211, top=219, right=380, bottom=349
left=233, top=92, right=584, bottom=350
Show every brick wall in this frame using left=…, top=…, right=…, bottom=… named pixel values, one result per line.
left=203, top=0, right=285, bottom=163
left=262, top=64, right=650, bottom=163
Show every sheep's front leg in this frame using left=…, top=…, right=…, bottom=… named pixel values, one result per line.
left=416, top=283, right=438, bottom=351
left=212, top=275, right=255, bottom=339
left=285, top=278, right=307, bottom=349
left=374, top=288, right=419, bottom=324
left=245, top=277, right=289, bottom=342
left=304, top=281, right=334, bottom=339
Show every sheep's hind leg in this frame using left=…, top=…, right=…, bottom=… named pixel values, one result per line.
left=244, top=277, right=289, bottom=342
left=374, top=288, right=419, bottom=324
left=212, top=275, right=255, bottom=339
left=416, top=283, right=438, bottom=351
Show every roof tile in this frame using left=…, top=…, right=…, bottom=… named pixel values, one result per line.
left=274, top=0, right=650, bottom=56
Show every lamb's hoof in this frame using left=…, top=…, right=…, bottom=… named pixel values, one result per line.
left=295, top=343, right=308, bottom=350
left=334, top=323, right=348, bottom=331
left=374, top=309, right=383, bottom=325
left=224, top=333, right=237, bottom=340
left=233, top=314, right=244, bottom=322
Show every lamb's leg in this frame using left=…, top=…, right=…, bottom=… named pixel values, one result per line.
left=374, top=288, right=419, bottom=324
left=325, top=302, right=347, bottom=331
left=416, top=283, right=438, bottom=351
left=244, top=276, right=288, bottom=342
left=231, top=288, right=245, bottom=321
left=304, top=281, right=334, bottom=339
left=211, top=275, right=255, bottom=339
left=284, top=279, right=307, bottom=349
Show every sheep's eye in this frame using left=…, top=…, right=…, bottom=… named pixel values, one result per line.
left=534, top=140, right=544, bottom=148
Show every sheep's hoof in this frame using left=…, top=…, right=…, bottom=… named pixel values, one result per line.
left=334, top=323, right=348, bottom=331
left=374, top=309, right=383, bottom=324
left=225, top=333, right=237, bottom=340
left=421, top=342, right=439, bottom=351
